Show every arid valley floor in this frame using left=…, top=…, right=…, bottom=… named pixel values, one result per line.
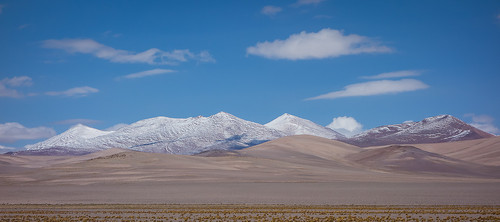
left=1, top=135, right=499, bottom=220
left=1, top=135, right=500, bottom=204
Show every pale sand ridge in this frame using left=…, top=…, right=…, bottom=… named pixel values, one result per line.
left=1, top=135, right=499, bottom=204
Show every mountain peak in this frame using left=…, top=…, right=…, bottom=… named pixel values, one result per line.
left=25, top=124, right=112, bottom=151
left=277, top=113, right=299, bottom=119
left=212, top=111, right=235, bottom=118
left=69, top=123, right=91, bottom=129
left=422, top=114, right=454, bottom=122
left=266, top=113, right=345, bottom=140
left=67, top=124, right=106, bottom=136
left=141, top=116, right=175, bottom=121
left=343, top=114, right=493, bottom=147
left=266, top=113, right=306, bottom=126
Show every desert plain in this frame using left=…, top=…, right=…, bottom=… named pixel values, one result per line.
left=1, top=135, right=500, bottom=220
left=1, top=135, right=499, bottom=205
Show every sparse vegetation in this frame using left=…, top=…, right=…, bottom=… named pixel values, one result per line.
left=90, top=153, right=127, bottom=160
left=0, top=204, right=498, bottom=221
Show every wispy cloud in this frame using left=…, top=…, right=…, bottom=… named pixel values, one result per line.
left=0, top=76, right=33, bottom=98
left=465, top=114, right=499, bottom=135
left=103, top=30, right=122, bottom=38
left=0, top=77, right=97, bottom=99
left=2, top=76, right=33, bottom=87
left=293, top=0, right=325, bottom=6
left=197, top=51, right=216, bottom=63
left=54, top=119, right=100, bottom=126
left=0, top=122, right=56, bottom=143
left=42, top=38, right=215, bottom=65
left=314, top=15, right=332, bottom=19
left=306, top=79, right=429, bottom=100
left=46, top=86, right=99, bottom=97
left=247, top=28, right=392, bottom=60
left=119, top=69, right=176, bottom=80
left=0, top=4, right=5, bottom=14
left=261, top=6, right=282, bottom=16
left=326, top=116, right=363, bottom=137
left=361, top=70, right=422, bottom=79
left=0, top=84, right=22, bottom=98
left=0, top=145, right=16, bottom=150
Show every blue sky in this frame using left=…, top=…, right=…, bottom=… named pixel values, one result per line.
left=1, top=0, right=499, bottom=150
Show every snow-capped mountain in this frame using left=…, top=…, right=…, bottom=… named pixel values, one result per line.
left=265, top=113, right=346, bottom=140
left=25, top=124, right=112, bottom=152
left=343, top=115, right=493, bottom=147
left=23, top=113, right=492, bottom=155
left=25, top=112, right=285, bottom=155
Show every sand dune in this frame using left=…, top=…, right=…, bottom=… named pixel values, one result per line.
left=0, top=144, right=389, bottom=185
left=2, top=135, right=499, bottom=186
left=348, top=145, right=499, bottom=178
left=1, top=135, right=499, bottom=204
left=412, top=136, right=500, bottom=166
left=242, top=135, right=360, bottom=159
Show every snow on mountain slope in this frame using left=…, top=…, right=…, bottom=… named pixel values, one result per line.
left=344, top=115, right=493, bottom=147
left=25, top=112, right=285, bottom=155
left=25, top=124, right=112, bottom=152
left=25, top=113, right=492, bottom=155
left=265, top=113, right=345, bottom=140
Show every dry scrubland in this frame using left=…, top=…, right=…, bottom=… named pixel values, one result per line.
left=0, top=204, right=499, bottom=221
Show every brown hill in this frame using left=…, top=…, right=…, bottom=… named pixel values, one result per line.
left=412, top=136, right=500, bottom=166
left=348, top=145, right=499, bottom=178
left=1, top=135, right=499, bottom=186
left=1, top=135, right=500, bottom=205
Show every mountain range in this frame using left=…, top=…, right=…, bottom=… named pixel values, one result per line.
left=20, top=112, right=493, bottom=155
left=24, top=112, right=284, bottom=155
left=344, top=115, right=493, bottom=147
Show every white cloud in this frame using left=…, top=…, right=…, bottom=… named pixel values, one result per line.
left=119, top=69, right=176, bottom=79
left=306, top=79, right=429, bottom=100
left=197, top=50, right=216, bottom=63
left=466, top=114, right=499, bottom=135
left=261, top=6, right=282, bottom=16
left=247, top=28, right=392, bottom=60
left=42, top=38, right=215, bottom=65
left=45, top=86, right=99, bottom=97
left=0, top=122, right=56, bottom=143
left=314, top=15, right=332, bottom=19
left=326, top=116, right=363, bottom=137
left=470, top=114, right=494, bottom=123
left=293, top=0, right=325, bottom=6
left=105, top=123, right=129, bottom=131
left=0, top=76, right=33, bottom=98
left=0, top=77, right=98, bottom=99
left=2, top=76, right=33, bottom=87
left=162, top=49, right=191, bottom=62
left=0, top=145, right=16, bottom=150
left=103, top=30, right=122, bottom=38
left=361, top=70, right=421, bottom=79
left=54, top=119, right=100, bottom=125
left=0, top=84, right=22, bottom=98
